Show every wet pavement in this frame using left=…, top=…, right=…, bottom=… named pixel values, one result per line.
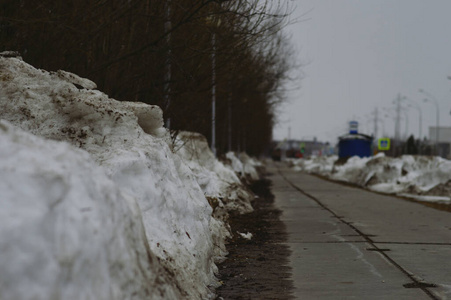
left=269, top=162, right=451, bottom=300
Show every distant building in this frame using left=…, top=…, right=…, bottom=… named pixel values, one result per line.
left=337, top=121, right=374, bottom=159
left=271, top=139, right=333, bottom=161
left=429, top=126, right=451, bottom=158
left=338, top=133, right=373, bottom=158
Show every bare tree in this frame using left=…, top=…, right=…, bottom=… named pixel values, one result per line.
left=0, top=0, right=298, bottom=155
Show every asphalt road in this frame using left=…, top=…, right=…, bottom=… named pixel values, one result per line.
left=269, top=162, right=451, bottom=300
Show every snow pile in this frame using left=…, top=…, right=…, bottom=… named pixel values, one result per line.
left=237, top=232, right=253, bottom=240
left=0, top=121, right=178, bottom=299
left=224, top=152, right=262, bottom=182
left=0, top=55, right=256, bottom=299
left=291, top=153, right=451, bottom=202
left=289, top=155, right=338, bottom=174
left=238, top=152, right=263, bottom=181
left=175, top=133, right=254, bottom=215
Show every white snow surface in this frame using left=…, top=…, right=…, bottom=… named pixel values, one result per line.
left=290, top=153, right=451, bottom=202
left=0, top=56, right=258, bottom=299
left=237, top=152, right=262, bottom=182
left=175, top=133, right=253, bottom=214
left=237, top=232, right=253, bottom=240
left=225, top=152, right=260, bottom=182
left=0, top=120, right=178, bottom=299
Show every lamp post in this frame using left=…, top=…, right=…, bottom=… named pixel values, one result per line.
left=448, top=76, right=451, bottom=117
left=207, top=15, right=222, bottom=157
left=401, top=96, right=422, bottom=140
left=403, top=110, right=409, bottom=140
left=389, top=94, right=404, bottom=155
left=227, top=86, right=232, bottom=153
left=382, top=112, right=394, bottom=137
left=419, top=89, right=440, bottom=155
left=382, top=107, right=396, bottom=137
left=211, top=31, right=217, bottom=156
left=164, top=0, right=172, bottom=129
left=405, top=102, right=422, bottom=154
left=407, top=102, right=422, bottom=140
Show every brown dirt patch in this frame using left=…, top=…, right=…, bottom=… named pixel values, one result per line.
left=215, top=178, right=295, bottom=300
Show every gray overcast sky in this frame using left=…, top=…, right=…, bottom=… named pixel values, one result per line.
left=273, top=0, right=451, bottom=144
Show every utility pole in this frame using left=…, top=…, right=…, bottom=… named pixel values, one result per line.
left=373, top=107, right=379, bottom=139
left=227, top=90, right=232, bottom=153
left=206, top=10, right=223, bottom=157
left=394, top=94, right=402, bottom=148
left=406, top=98, right=422, bottom=140
left=211, top=32, right=217, bottom=156
left=288, top=125, right=291, bottom=141
left=419, top=89, right=440, bottom=156
left=403, top=111, right=409, bottom=140
left=164, top=0, right=172, bottom=129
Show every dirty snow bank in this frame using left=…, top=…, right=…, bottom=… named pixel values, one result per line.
left=176, top=133, right=254, bottom=215
left=0, top=55, right=256, bottom=299
left=290, top=153, right=451, bottom=202
left=0, top=120, right=178, bottom=299
left=290, top=155, right=338, bottom=174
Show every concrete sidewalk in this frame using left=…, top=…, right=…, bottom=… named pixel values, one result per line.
left=269, top=163, right=451, bottom=300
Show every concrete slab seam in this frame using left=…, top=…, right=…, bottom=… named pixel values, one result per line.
left=277, top=168, right=440, bottom=300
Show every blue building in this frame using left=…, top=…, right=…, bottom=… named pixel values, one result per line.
left=338, top=121, right=373, bottom=158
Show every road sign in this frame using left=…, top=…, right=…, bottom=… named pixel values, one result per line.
left=349, top=121, right=358, bottom=134
left=378, top=138, right=390, bottom=150
left=300, top=142, right=305, bottom=153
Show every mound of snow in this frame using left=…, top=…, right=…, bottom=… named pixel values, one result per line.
left=175, top=132, right=254, bottom=215
left=291, top=153, right=451, bottom=202
left=224, top=152, right=263, bottom=184
left=289, top=155, right=338, bottom=175
left=0, top=55, right=256, bottom=299
left=0, top=120, right=179, bottom=299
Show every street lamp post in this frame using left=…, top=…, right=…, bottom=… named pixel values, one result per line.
left=419, top=89, right=440, bottom=155
left=389, top=94, right=405, bottom=155
left=207, top=15, right=222, bottom=157
left=409, top=103, right=422, bottom=140
left=164, top=0, right=172, bottom=129
left=402, top=97, right=422, bottom=140
left=402, top=110, right=409, bottom=140
left=394, top=94, right=402, bottom=146
left=211, top=31, right=217, bottom=156
left=382, top=113, right=394, bottom=137
left=406, top=103, right=422, bottom=154
left=397, top=96, right=423, bottom=154
left=382, top=107, right=396, bottom=137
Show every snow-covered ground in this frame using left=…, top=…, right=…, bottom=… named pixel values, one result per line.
left=0, top=54, right=260, bottom=299
left=289, top=153, right=451, bottom=203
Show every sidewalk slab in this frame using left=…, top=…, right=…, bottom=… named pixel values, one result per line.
left=269, top=163, right=451, bottom=299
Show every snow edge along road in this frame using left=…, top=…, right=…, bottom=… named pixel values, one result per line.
left=0, top=54, right=260, bottom=299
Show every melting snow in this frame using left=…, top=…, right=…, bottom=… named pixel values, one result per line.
left=290, top=153, right=451, bottom=202
left=238, top=232, right=253, bottom=240
left=0, top=55, right=260, bottom=299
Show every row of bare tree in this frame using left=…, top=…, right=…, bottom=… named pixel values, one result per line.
left=1, top=0, right=297, bottom=155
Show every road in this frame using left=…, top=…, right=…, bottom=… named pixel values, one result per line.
left=269, top=162, right=451, bottom=300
